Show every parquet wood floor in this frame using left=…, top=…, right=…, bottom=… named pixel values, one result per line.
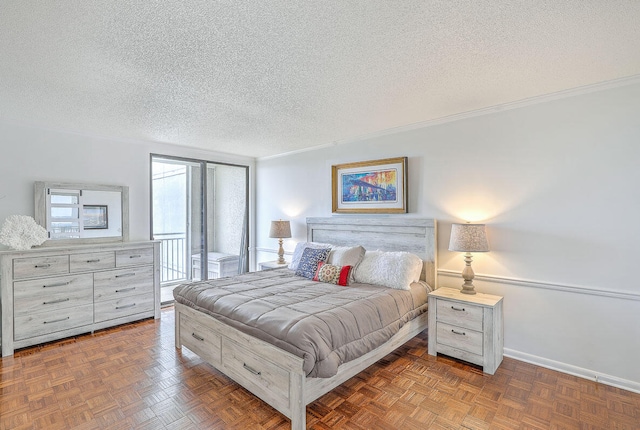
left=1, top=308, right=639, bottom=429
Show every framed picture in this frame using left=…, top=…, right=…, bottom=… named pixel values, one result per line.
left=83, top=205, right=108, bottom=229
left=332, top=157, right=408, bottom=214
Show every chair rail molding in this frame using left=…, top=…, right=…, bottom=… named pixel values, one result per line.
left=437, top=269, right=640, bottom=301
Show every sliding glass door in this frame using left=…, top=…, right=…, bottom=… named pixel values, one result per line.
left=151, top=155, right=248, bottom=303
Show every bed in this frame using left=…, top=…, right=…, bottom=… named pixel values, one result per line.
left=174, top=217, right=437, bottom=430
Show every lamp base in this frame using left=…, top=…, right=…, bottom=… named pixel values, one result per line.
left=460, top=252, right=477, bottom=294
left=276, top=238, right=286, bottom=264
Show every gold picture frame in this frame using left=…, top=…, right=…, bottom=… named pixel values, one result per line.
left=332, top=157, right=408, bottom=214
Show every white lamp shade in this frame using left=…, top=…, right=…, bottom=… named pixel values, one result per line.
left=269, top=220, right=292, bottom=239
left=448, top=223, right=489, bottom=252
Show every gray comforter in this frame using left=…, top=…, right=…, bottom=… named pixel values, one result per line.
left=173, top=268, right=431, bottom=378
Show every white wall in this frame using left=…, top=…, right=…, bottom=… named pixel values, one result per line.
left=0, top=122, right=255, bottom=257
left=255, top=82, right=640, bottom=392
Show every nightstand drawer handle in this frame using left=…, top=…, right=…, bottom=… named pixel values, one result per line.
left=116, top=303, right=136, bottom=310
left=451, top=306, right=465, bottom=312
left=44, top=317, right=69, bottom=324
left=192, top=333, right=204, bottom=341
left=451, top=329, right=466, bottom=336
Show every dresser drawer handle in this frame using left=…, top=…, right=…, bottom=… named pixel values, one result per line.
left=191, top=333, right=204, bottom=342
left=35, top=264, right=51, bottom=269
left=451, top=306, right=465, bottom=312
left=243, top=363, right=262, bottom=376
left=115, top=303, right=136, bottom=310
left=44, top=316, right=70, bottom=324
left=451, top=329, right=466, bottom=336
left=43, top=298, right=70, bottom=305
left=115, top=273, right=136, bottom=278
left=129, top=254, right=142, bottom=259
left=43, top=281, right=71, bottom=288
left=86, top=259, right=101, bottom=263
left=115, top=287, right=136, bottom=293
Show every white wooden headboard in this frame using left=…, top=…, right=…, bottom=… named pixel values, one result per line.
left=306, top=217, right=437, bottom=289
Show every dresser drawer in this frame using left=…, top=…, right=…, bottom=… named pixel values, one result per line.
left=116, top=247, right=154, bottom=267
left=14, top=304, right=94, bottom=341
left=222, top=338, right=290, bottom=410
left=14, top=274, right=93, bottom=317
left=94, top=292, right=155, bottom=322
left=93, top=265, right=154, bottom=302
left=70, top=251, right=115, bottom=272
left=13, top=255, right=69, bottom=279
left=180, top=313, right=222, bottom=366
left=436, top=299, right=483, bottom=331
left=436, top=321, right=483, bottom=356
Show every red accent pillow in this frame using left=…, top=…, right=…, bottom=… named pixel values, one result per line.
left=313, top=262, right=352, bottom=286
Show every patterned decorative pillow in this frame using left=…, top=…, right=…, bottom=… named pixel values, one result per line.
left=295, top=247, right=330, bottom=279
left=313, top=262, right=352, bottom=286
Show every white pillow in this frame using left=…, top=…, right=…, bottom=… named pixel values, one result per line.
left=288, top=241, right=332, bottom=270
left=353, top=250, right=423, bottom=290
left=327, top=245, right=366, bottom=267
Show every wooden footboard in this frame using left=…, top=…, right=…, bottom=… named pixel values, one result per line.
left=175, top=302, right=429, bottom=430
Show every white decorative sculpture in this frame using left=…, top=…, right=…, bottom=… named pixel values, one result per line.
left=0, top=215, right=48, bottom=250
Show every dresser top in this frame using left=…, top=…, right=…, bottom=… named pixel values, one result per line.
left=429, top=287, right=503, bottom=307
left=0, top=240, right=158, bottom=257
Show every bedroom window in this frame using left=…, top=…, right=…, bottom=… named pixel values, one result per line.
left=150, top=155, right=249, bottom=303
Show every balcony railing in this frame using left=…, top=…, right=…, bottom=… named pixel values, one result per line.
left=155, top=233, right=188, bottom=284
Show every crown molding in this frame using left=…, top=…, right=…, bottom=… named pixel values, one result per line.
left=258, top=74, right=640, bottom=161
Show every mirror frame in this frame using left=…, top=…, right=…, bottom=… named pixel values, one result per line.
left=34, top=181, right=129, bottom=246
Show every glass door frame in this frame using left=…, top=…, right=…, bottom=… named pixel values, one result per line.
left=150, top=153, right=250, bottom=283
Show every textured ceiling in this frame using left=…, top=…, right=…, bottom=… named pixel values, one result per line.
left=1, top=1, right=639, bottom=158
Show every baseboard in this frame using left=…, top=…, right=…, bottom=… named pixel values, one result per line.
left=504, top=348, right=640, bottom=394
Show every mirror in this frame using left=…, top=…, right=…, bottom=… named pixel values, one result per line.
left=35, top=181, right=129, bottom=245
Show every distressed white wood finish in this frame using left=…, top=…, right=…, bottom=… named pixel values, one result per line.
left=307, top=217, right=437, bottom=289
left=428, top=287, right=504, bottom=374
left=175, top=217, right=437, bottom=430
left=0, top=241, right=160, bottom=356
left=34, top=181, right=130, bottom=246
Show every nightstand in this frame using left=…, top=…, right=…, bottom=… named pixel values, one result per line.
left=258, top=260, right=289, bottom=270
left=428, top=287, right=503, bottom=374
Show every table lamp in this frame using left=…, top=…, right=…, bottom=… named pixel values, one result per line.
left=269, top=220, right=292, bottom=264
left=448, top=223, right=489, bottom=294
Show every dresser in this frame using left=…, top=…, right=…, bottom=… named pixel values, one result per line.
left=427, top=287, right=503, bottom=374
left=0, top=241, right=160, bottom=356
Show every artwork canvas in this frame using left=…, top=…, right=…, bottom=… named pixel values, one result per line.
left=332, top=157, right=408, bottom=213
left=83, top=205, right=108, bottom=229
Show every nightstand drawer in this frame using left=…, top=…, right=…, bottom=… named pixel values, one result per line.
left=436, top=322, right=483, bottom=356
left=436, top=299, right=483, bottom=331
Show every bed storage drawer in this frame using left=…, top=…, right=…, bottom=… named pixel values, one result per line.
left=14, top=304, right=94, bottom=341
left=180, top=313, right=222, bottom=366
left=222, top=338, right=290, bottom=411
left=14, top=274, right=93, bottom=316
left=13, top=255, right=69, bottom=279
left=70, top=251, right=116, bottom=272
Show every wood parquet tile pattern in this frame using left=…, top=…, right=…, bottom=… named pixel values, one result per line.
left=1, top=307, right=639, bottom=429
